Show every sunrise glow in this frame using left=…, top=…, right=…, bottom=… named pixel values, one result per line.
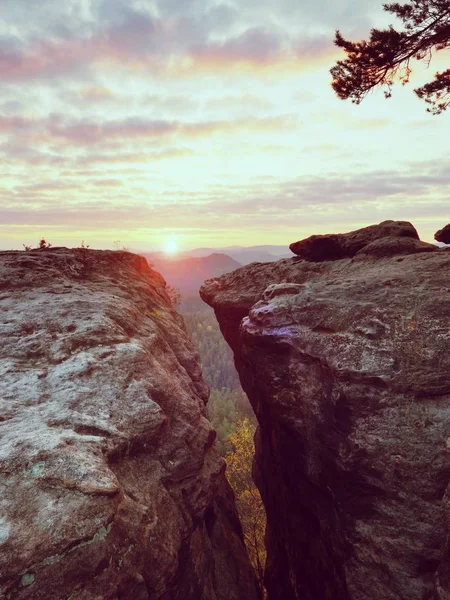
left=0, top=1, right=449, bottom=251
left=163, top=237, right=179, bottom=256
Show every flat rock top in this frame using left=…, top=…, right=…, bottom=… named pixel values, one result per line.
left=201, top=221, right=447, bottom=311
left=0, top=248, right=218, bottom=599
left=201, top=222, right=450, bottom=398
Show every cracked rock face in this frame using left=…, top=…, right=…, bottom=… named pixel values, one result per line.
left=0, top=248, right=260, bottom=600
left=201, top=222, right=450, bottom=600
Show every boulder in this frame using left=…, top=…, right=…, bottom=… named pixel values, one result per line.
left=201, top=223, right=450, bottom=600
left=0, top=248, right=260, bottom=600
left=354, top=236, right=437, bottom=259
left=435, top=224, right=450, bottom=245
left=289, top=220, right=420, bottom=261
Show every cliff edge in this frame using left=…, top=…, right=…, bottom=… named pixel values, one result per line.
left=0, top=248, right=260, bottom=600
left=201, top=221, right=450, bottom=600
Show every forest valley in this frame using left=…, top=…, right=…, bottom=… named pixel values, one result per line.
left=183, top=311, right=267, bottom=594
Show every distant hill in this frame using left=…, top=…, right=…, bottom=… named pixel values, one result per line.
left=142, top=252, right=241, bottom=303
left=140, top=247, right=293, bottom=311
left=185, top=245, right=292, bottom=265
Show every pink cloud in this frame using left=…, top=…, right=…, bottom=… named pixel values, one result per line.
left=90, top=179, right=124, bottom=187
left=0, top=115, right=33, bottom=133
left=0, top=113, right=300, bottom=147
left=79, top=87, right=115, bottom=102
left=1, top=162, right=448, bottom=234
left=74, top=148, right=193, bottom=166
left=0, top=15, right=337, bottom=84
left=190, top=28, right=282, bottom=65
left=0, top=23, right=155, bottom=82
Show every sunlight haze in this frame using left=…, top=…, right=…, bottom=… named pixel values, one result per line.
left=0, top=0, right=449, bottom=250
left=163, top=236, right=179, bottom=255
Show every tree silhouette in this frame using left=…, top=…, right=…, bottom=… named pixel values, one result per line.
left=331, top=0, right=450, bottom=114
left=39, top=238, right=52, bottom=249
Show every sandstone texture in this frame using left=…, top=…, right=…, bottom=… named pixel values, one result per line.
left=201, top=222, right=450, bottom=600
left=0, top=248, right=260, bottom=600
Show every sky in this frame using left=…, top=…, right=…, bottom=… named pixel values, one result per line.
left=0, top=0, right=449, bottom=252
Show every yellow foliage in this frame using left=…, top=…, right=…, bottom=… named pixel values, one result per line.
left=226, top=418, right=267, bottom=596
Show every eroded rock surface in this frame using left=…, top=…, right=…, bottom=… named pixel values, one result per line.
left=288, top=220, right=433, bottom=261
left=201, top=222, right=450, bottom=600
left=0, top=248, right=260, bottom=600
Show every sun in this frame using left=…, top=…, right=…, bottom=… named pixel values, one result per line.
left=163, top=237, right=179, bottom=256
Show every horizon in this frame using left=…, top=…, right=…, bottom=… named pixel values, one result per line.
left=0, top=240, right=291, bottom=254
left=3, top=232, right=447, bottom=256
left=1, top=0, right=449, bottom=250
left=1, top=222, right=444, bottom=254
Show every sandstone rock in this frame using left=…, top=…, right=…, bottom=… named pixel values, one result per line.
left=201, top=223, right=450, bottom=600
left=289, top=220, right=420, bottom=261
left=435, top=224, right=450, bottom=245
left=354, top=236, right=437, bottom=259
left=0, top=248, right=260, bottom=600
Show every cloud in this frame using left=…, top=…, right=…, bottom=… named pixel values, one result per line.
left=0, top=0, right=448, bottom=251
left=1, top=160, right=448, bottom=232
left=0, top=113, right=300, bottom=148
left=91, top=179, right=124, bottom=187
left=14, top=181, right=83, bottom=194
left=0, top=2, right=341, bottom=84
left=79, top=87, right=115, bottom=102
left=205, top=94, right=275, bottom=112
left=220, top=163, right=450, bottom=228
left=47, top=117, right=177, bottom=144
left=190, top=27, right=283, bottom=65
left=73, top=148, right=193, bottom=166
left=0, top=11, right=162, bottom=82
left=0, top=141, right=67, bottom=166
left=0, top=115, right=34, bottom=133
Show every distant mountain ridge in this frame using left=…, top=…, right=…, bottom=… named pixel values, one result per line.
left=142, top=252, right=241, bottom=296
left=141, top=246, right=293, bottom=311
left=184, top=245, right=292, bottom=265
